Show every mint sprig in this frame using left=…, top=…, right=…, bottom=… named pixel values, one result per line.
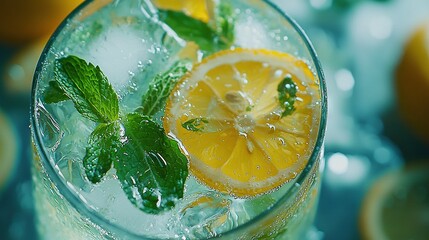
left=159, top=10, right=226, bottom=53
left=47, top=56, right=189, bottom=214
left=54, top=56, right=119, bottom=123
left=182, top=118, right=209, bottom=132
left=214, top=0, right=236, bottom=45
left=43, top=81, right=69, bottom=103
left=158, top=1, right=235, bottom=54
left=83, top=122, right=121, bottom=183
left=114, top=113, right=188, bottom=213
left=139, top=60, right=191, bottom=117
left=277, top=76, right=298, bottom=118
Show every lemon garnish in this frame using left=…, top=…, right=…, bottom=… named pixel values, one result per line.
left=164, top=48, right=322, bottom=197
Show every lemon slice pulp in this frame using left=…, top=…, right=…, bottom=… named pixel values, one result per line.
left=164, top=48, right=322, bottom=197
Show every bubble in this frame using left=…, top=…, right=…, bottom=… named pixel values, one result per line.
left=266, top=123, right=276, bottom=132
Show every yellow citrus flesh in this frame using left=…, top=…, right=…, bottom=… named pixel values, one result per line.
left=164, top=48, right=322, bottom=197
left=153, top=0, right=209, bottom=22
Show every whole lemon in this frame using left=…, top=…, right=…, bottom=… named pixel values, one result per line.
left=0, top=0, right=83, bottom=43
left=395, top=22, right=429, bottom=144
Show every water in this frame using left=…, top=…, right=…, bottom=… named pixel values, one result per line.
left=32, top=0, right=324, bottom=239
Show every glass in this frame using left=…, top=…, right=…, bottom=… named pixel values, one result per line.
left=30, top=0, right=327, bottom=239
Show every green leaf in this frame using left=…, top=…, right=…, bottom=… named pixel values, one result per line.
left=48, top=55, right=190, bottom=215
left=43, top=81, right=70, bottom=103
left=54, top=55, right=119, bottom=123
left=83, top=121, right=121, bottom=183
left=157, top=0, right=236, bottom=54
left=214, top=0, right=236, bottom=46
left=158, top=10, right=229, bottom=53
left=114, top=113, right=188, bottom=214
left=277, top=76, right=298, bottom=118
left=182, top=118, right=209, bottom=132
left=140, top=60, right=191, bottom=117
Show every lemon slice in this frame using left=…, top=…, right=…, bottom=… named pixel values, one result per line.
left=153, top=0, right=209, bottom=22
left=360, top=163, right=429, bottom=240
left=164, top=48, right=322, bottom=197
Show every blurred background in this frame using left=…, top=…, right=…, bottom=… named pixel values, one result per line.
left=0, top=0, right=428, bottom=239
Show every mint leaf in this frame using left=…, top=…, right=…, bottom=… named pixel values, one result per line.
left=277, top=76, right=298, bottom=118
left=49, top=55, right=190, bottom=214
left=114, top=113, right=188, bottom=214
left=140, top=60, right=191, bottom=117
left=158, top=10, right=229, bottom=53
left=54, top=55, right=119, bottom=123
left=214, top=0, right=236, bottom=45
left=182, top=118, right=209, bottom=132
left=43, top=81, right=70, bottom=103
left=83, top=121, right=121, bottom=183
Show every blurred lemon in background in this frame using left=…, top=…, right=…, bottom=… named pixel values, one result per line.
left=0, top=110, right=18, bottom=192
left=0, top=0, right=82, bottom=43
left=395, top=21, right=429, bottom=144
left=153, top=0, right=209, bottom=22
left=360, top=163, right=429, bottom=240
left=3, top=36, right=49, bottom=94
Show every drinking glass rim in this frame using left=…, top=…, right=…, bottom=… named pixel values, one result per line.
left=30, top=0, right=327, bottom=239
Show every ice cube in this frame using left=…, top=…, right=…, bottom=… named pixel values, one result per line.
left=59, top=158, right=93, bottom=193
left=176, top=192, right=232, bottom=238
left=84, top=25, right=151, bottom=92
left=35, top=102, right=63, bottom=150
left=80, top=175, right=177, bottom=238
left=234, top=12, right=272, bottom=48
